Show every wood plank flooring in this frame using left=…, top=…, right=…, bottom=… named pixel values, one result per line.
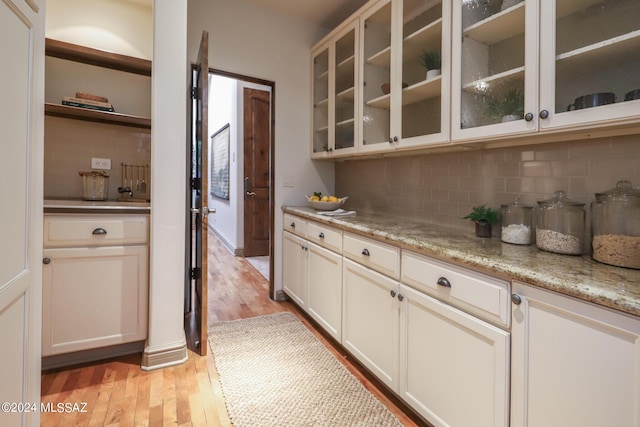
left=41, top=229, right=423, bottom=427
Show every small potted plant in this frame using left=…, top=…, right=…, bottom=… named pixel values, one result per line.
left=420, top=50, right=441, bottom=79
left=463, top=204, right=500, bottom=237
left=485, top=89, right=524, bottom=122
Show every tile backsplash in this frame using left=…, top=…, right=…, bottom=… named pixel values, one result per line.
left=44, top=116, right=151, bottom=200
left=336, top=135, right=640, bottom=236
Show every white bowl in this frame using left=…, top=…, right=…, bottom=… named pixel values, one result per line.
left=306, top=196, right=348, bottom=211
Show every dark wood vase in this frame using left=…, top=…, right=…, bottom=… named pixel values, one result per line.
left=475, top=221, right=492, bottom=238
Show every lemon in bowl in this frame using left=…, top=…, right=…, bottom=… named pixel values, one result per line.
left=306, top=194, right=348, bottom=211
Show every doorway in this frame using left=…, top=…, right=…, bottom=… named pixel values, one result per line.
left=207, top=70, right=275, bottom=290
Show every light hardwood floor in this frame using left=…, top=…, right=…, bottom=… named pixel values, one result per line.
left=41, top=229, right=423, bottom=427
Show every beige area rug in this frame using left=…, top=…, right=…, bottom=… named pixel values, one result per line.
left=208, top=312, right=403, bottom=427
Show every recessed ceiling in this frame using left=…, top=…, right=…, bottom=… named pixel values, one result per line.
left=242, top=0, right=370, bottom=29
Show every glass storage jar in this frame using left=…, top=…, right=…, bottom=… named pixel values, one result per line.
left=501, top=195, right=533, bottom=245
left=536, top=191, right=585, bottom=255
left=591, top=180, right=640, bottom=269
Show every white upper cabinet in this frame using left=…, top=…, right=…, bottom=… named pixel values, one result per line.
left=360, top=0, right=451, bottom=154
left=311, top=20, right=359, bottom=158
left=452, top=0, right=640, bottom=143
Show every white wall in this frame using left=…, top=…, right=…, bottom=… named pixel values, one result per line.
left=46, top=0, right=153, bottom=59
left=188, top=0, right=336, bottom=297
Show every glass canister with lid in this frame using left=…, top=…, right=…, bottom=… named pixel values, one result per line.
left=501, top=195, right=533, bottom=245
left=535, top=191, right=585, bottom=255
left=591, top=180, right=640, bottom=269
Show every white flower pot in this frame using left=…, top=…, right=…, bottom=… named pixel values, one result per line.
left=426, top=69, right=441, bottom=80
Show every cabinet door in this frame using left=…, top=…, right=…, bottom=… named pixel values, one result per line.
left=452, top=0, right=538, bottom=142
left=360, top=0, right=396, bottom=154
left=311, top=43, right=331, bottom=156
left=511, top=281, right=640, bottom=427
left=539, top=0, right=640, bottom=131
left=397, top=0, right=451, bottom=148
left=307, top=242, right=343, bottom=341
left=282, top=231, right=308, bottom=308
left=342, top=258, right=400, bottom=390
left=42, top=245, right=148, bottom=356
left=334, top=22, right=359, bottom=156
left=399, top=284, right=509, bottom=427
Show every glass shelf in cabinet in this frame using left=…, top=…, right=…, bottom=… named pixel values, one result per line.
left=403, top=18, right=443, bottom=59
left=367, top=46, right=391, bottom=68
left=463, top=2, right=525, bottom=45
left=462, top=66, right=524, bottom=95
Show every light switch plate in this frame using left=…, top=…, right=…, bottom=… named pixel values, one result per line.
left=91, top=157, right=111, bottom=170
left=283, top=175, right=295, bottom=187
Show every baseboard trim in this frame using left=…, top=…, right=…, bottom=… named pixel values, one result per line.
left=274, top=289, right=288, bottom=301
left=209, top=225, right=243, bottom=256
left=42, top=341, right=145, bottom=371
left=141, top=340, right=188, bottom=371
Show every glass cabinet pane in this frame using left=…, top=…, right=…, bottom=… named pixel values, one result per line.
left=335, top=28, right=356, bottom=151
left=401, top=0, right=443, bottom=139
left=362, top=2, right=392, bottom=147
left=555, top=0, right=640, bottom=115
left=459, top=0, right=526, bottom=130
left=312, top=48, right=329, bottom=154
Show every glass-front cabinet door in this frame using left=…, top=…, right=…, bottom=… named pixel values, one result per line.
left=452, top=0, right=537, bottom=142
left=360, top=0, right=394, bottom=153
left=334, top=23, right=358, bottom=156
left=398, top=0, right=450, bottom=148
left=539, top=0, right=640, bottom=130
left=311, top=44, right=330, bottom=156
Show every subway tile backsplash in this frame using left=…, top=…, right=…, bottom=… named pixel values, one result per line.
left=44, top=116, right=151, bottom=200
left=336, top=135, right=640, bottom=234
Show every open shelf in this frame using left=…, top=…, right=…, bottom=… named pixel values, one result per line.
left=45, top=38, right=151, bottom=76
left=367, top=93, right=391, bottom=110
left=463, top=2, right=525, bottom=45
left=45, top=103, right=151, bottom=128
left=367, top=46, right=392, bottom=69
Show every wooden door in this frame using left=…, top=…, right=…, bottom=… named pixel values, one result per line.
left=185, top=30, right=209, bottom=356
left=243, top=88, right=270, bottom=257
left=0, top=0, right=44, bottom=425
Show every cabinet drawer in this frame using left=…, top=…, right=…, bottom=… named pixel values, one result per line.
left=283, top=213, right=307, bottom=238
left=307, top=221, right=342, bottom=253
left=44, top=214, right=149, bottom=248
left=343, top=232, right=400, bottom=279
left=401, top=251, right=510, bottom=328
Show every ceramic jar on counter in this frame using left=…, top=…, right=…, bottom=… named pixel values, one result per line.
left=591, top=180, right=640, bottom=269
left=501, top=195, right=533, bottom=245
left=535, top=191, right=585, bottom=255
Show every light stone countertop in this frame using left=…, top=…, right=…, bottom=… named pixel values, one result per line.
left=283, top=206, right=640, bottom=318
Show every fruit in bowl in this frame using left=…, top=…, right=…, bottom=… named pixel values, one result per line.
left=306, top=193, right=348, bottom=211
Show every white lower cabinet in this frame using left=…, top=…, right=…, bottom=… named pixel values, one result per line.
left=42, top=214, right=149, bottom=357
left=282, top=231, right=308, bottom=308
left=342, top=258, right=399, bottom=390
left=399, top=284, right=509, bottom=427
left=511, top=281, right=640, bottom=427
left=307, top=241, right=343, bottom=341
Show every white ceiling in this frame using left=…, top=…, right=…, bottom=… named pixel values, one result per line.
left=242, top=0, right=370, bottom=29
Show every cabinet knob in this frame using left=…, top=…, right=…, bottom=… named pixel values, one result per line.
left=390, top=290, right=397, bottom=298
left=43, top=257, right=51, bottom=265
left=388, top=137, right=394, bottom=143
left=539, top=110, right=549, bottom=119
left=291, top=222, right=295, bottom=228
left=393, top=136, right=398, bottom=142
left=361, top=248, right=370, bottom=256
left=397, top=293, right=404, bottom=301
left=92, top=228, right=107, bottom=235
left=318, top=232, right=325, bottom=239
left=524, top=112, right=534, bottom=122
left=511, top=294, right=522, bottom=305
left=437, top=276, right=451, bottom=288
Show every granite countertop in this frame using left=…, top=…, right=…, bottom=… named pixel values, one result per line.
left=44, top=198, right=150, bottom=213
left=283, top=206, right=640, bottom=318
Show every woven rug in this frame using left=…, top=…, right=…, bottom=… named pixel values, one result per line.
left=208, top=312, right=403, bottom=427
